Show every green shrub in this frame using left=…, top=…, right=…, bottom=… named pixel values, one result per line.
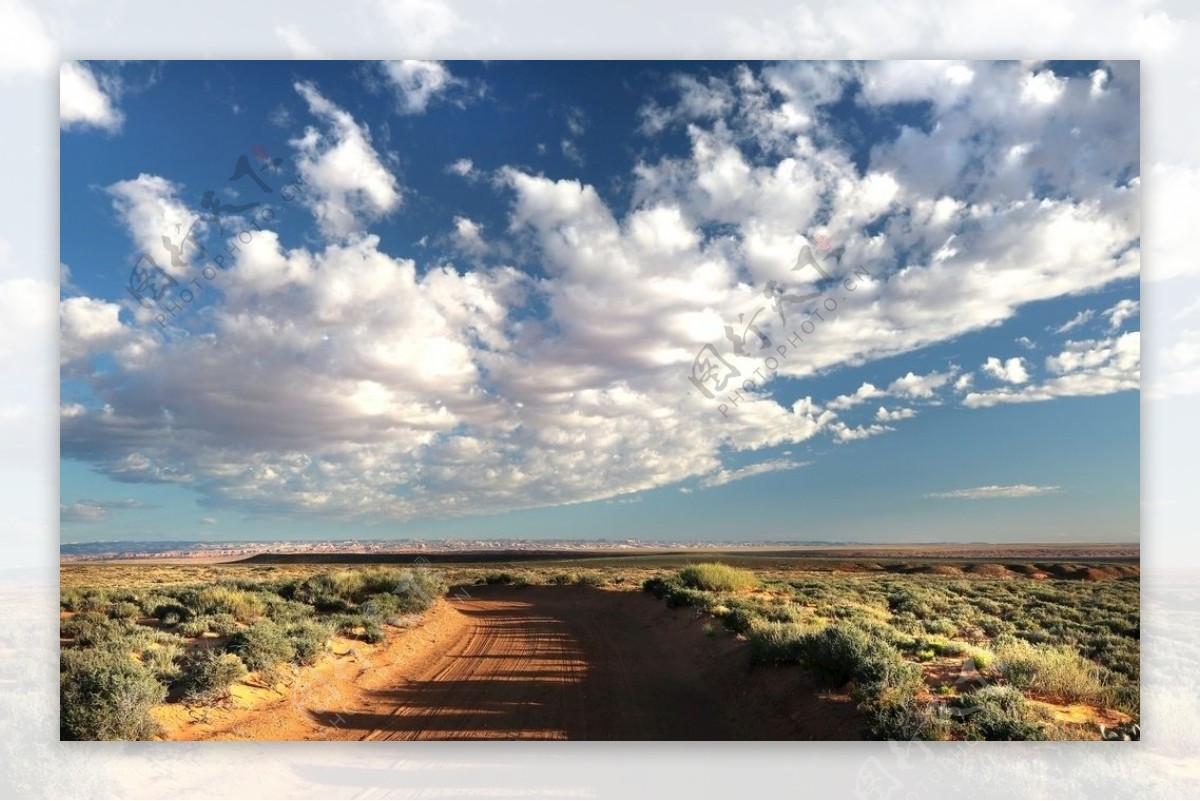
left=865, top=693, right=943, bottom=740
left=966, top=646, right=995, bottom=671
left=480, top=571, right=528, bottom=586
left=722, top=607, right=761, bottom=635
left=362, top=621, right=385, bottom=644
left=179, top=650, right=247, bottom=703
left=177, top=618, right=213, bottom=638
left=748, top=621, right=814, bottom=665
left=795, top=625, right=877, bottom=685
left=60, top=649, right=165, bottom=740
left=225, top=621, right=295, bottom=671
left=285, top=620, right=331, bottom=666
left=61, top=611, right=128, bottom=647
left=141, top=641, right=184, bottom=684
left=296, top=570, right=362, bottom=599
left=935, top=640, right=970, bottom=658
left=996, top=640, right=1107, bottom=704
left=950, top=686, right=1047, bottom=741
left=574, top=572, right=605, bottom=587
left=188, top=586, right=267, bottom=623
left=677, top=563, right=758, bottom=592
left=259, top=596, right=316, bottom=624
left=108, top=602, right=142, bottom=621
left=61, top=589, right=109, bottom=613
left=642, top=576, right=712, bottom=609
left=153, top=602, right=191, bottom=626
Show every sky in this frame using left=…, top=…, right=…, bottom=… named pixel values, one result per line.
left=58, top=60, right=1140, bottom=545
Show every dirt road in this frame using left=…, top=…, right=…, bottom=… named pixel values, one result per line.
left=159, top=585, right=861, bottom=740
left=340, top=585, right=860, bottom=740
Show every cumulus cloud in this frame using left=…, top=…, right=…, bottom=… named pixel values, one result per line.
left=887, top=370, right=953, bottom=398
left=60, top=61, right=123, bottom=132
left=292, top=81, right=402, bottom=238
left=0, top=0, right=56, bottom=78
left=60, top=295, right=156, bottom=373
left=380, top=60, right=460, bottom=114
left=62, top=61, right=1141, bottom=525
left=450, top=215, right=488, bottom=256
left=105, top=174, right=200, bottom=278
left=446, top=158, right=481, bottom=181
left=926, top=485, right=1063, bottom=499
left=876, top=406, right=916, bottom=422
left=982, top=356, right=1029, bottom=384
left=832, top=422, right=893, bottom=442
left=965, top=332, right=1139, bottom=407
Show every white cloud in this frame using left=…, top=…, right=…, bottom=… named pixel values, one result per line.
left=1105, top=298, right=1139, bottom=330
left=954, top=373, right=974, bottom=392
left=292, top=81, right=402, bottom=238
left=560, top=138, right=584, bottom=165
left=274, top=25, right=322, bottom=58
left=965, top=332, right=1139, bottom=407
left=887, top=370, right=953, bottom=398
left=860, top=61, right=975, bottom=109
left=566, top=107, right=586, bottom=137
left=1020, top=69, right=1067, bottom=105
left=451, top=215, right=488, bottom=257
left=60, top=498, right=149, bottom=523
left=380, top=60, right=458, bottom=115
left=63, top=61, right=1142, bottom=526
left=1015, top=336, right=1036, bottom=349
left=827, top=382, right=882, bottom=410
left=375, top=0, right=460, bottom=52
left=697, top=458, right=809, bottom=489
left=60, top=61, right=122, bottom=132
left=0, top=0, right=55, bottom=78
left=982, top=356, right=1029, bottom=384
left=926, top=484, right=1063, bottom=500
left=105, top=174, right=200, bottom=278
left=1054, top=308, right=1095, bottom=334
left=876, top=406, right=916, bottom=422
left=60, top=297, right=124, bottom=364
left=446, top=158, right=480, bottom=181
left=199, top=516, right=218, bottom=525
left=832, top=422, right=893, bottom=442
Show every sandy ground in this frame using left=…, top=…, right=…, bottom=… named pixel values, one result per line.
left=157, top=585, right=861, bottom=741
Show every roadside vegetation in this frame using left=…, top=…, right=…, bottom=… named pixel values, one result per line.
left=60, top=556, right=1138, bottom=742
left=643, top=563, right=1139, bottom=741
left=59, top=567, right=445, bottom=740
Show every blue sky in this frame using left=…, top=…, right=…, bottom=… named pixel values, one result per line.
left=59, top=60, right=1140, bottom=544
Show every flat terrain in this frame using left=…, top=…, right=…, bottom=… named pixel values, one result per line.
left=60, top=551, right=1140, bottom=741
